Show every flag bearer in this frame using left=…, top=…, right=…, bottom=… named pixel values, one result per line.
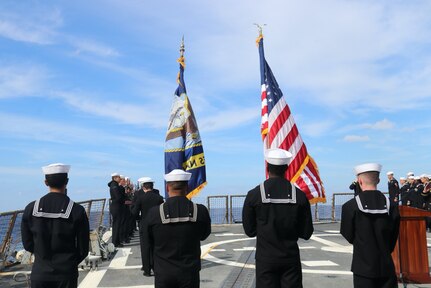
left=242, top=148, right=314, bottom=288
left=341, top=163, right=400, bottom=288
left=21, top=163, right=89, bottom=288
left=144, top=169, right=211, bottom=287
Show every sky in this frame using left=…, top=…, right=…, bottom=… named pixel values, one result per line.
left=1, top=0, right=431, bottom=211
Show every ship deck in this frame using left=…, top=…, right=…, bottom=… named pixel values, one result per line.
left=1, top=222, right=431, bottom=288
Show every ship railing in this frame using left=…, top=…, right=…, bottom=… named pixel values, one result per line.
left=0, top=192, right=391, bottom=270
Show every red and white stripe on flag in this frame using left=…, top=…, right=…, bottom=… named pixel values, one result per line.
left=261, top=84, right=326, bottom=204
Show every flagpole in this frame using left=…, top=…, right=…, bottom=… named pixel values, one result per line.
left=253, top=23, right=266, bottom=37
left=179, top=36, right=185, bottom=57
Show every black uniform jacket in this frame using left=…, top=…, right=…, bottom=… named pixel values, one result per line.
left=242, top=176, right=314, bottom=264
left=108, top=180, right=125, bottom=206
left=388, top=179, right=399, bottom=202
left=131, top=190, right=164, bottom=222
left=400, top=183, right=410, bottom=204
left=21, top=192, right=90, bottom=281
left=144, top=196, right=211, bottom=274
left=340, top=190, right=400, bottom=278
left=406, top=183, right=424, bottom=209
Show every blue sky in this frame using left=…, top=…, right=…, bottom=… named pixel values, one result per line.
left=1, top=1, right=431, bottom=211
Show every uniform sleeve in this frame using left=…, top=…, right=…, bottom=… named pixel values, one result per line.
left=110, top=185, right=120, bottom=202
left=340, top=201, right=355, bottom=244
left=21, top=204, right=34, bottom=253
left=131, top=194, right=141, bottom=217
left=76, top=208, right=90, bottom=263
left=198, top=205, right=211, bottom=241
left=242, top=191, right=257, bottom=237
left=298, top=193, right=314, bottom=240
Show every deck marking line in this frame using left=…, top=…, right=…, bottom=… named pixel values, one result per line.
left=310, top=235, right=343, bottom=247
left=201, top=237, right=352, bottom=275
left=233, top=247, right=255, bottom=251
left=99, top=285, right=154, bottom=288
left=109, top=248, right=131, bottom=268
left=302, top=260, right=339, bottom=267
left=214, top=233, right=245, bottom=237
left=299, top=246, right=316, bottom=250
left=78, top=268, right=108, bottom=288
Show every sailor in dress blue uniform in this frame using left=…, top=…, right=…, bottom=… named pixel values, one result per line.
left=21, top=163, right=89, bottom=288
left=144, top=169, right=211, bottom=288
left=242, top=148, right=314, bottom=288
left=341, top=163, right=400, bottom=288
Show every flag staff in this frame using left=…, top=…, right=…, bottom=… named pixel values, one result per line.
left=179, top=36, right=185, bottom=57
left=253, top=23, right=266, bottom=36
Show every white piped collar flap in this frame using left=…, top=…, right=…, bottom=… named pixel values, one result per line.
left=355, top=194, right=390, bottom=214
left=260, top=181, right=297, bottom=204
left=32, top=198, right=74, bottom=219
left=159, top=202, right=198, bottom=224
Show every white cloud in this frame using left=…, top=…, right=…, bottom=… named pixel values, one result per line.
left=68, top=37, right=120, bottom=58
left=0, top=65, right=49, bottom=98
left=362, top=119, right=395, bottom=130
left=199, top=107, right=257, bottom=132
left=106, top=0, right=431, bottom=112
left=343, top=135, right=370, bottom=142
left=0, top=8, right=62, bottom=44
left=0, top=112, right=162, bottom=147
left=301, top=120, right=335, bottom=138
left=54, top=90, right=170, bottom=128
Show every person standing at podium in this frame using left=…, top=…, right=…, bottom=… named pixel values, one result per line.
left=340, top=163, right=400, bottom=288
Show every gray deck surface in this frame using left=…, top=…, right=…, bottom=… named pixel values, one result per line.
left=1, top=222, right=431, bottom=287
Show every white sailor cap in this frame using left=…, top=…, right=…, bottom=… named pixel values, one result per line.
left=420, top=174, right=429, bottom=179
left=264, top=148, right=292, bottom=165
left=408, top=176, right=415, bottom=180
left=386, top=171, right=394, bottom=176
left=354, top=163, right=382, bottom=176
left=120, top=175, right=125, bottom=179
left=400, top=177, right=406, bottom=180
left=138, top=177, right=154, bottom=184
left=42, top=163, right=70, bottom=175
left=111, top=172, right=120, bottom=177
left=414, top=176, right=421, bottom=180
left=164, top=169, right=191, bottom=182
left=407, top=172, right=414, bottom=177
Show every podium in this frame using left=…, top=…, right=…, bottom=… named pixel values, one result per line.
left=392, top=205, right=431, bottom=283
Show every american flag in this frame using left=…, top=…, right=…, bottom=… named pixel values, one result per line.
left=258, top=34, right=326, bottom=204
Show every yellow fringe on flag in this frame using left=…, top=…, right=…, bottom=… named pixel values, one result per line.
left=256, top=34, right=263, bottom=46
left=187, top=181, right=207, bottom=199
left=176, top=56, right=186, bottom=86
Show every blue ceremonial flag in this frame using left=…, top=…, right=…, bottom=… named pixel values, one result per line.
left=164, top=42, right=207, bottom=198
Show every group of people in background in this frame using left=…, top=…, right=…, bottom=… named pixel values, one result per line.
left=108, top=173, right=160, bottom=249
left=350, top=171, right=431, bottom=211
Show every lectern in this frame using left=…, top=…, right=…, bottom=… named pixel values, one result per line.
left=392, top=205, right=431, bottom=283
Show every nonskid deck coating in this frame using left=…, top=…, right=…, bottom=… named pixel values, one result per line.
left=1, top=222, right=431, bottom=288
